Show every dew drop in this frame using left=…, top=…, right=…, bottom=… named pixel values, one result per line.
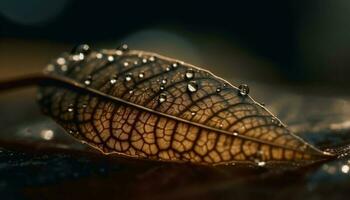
left=84, top=79, right=91, bottom=86
left=142, top=58, right=148, bottom=64
left=187, top=81, right=198, bottom=93
left=216, top=87, right=221, bottom=93
left=159, top=93, right=167, bottom=103
left=60, top=65, right=68, bottom=71
left=341, top=165, right=350, bottom=173
left=233, top=132, right=238, bottom=136
left=45, top=64, right=55, bottom=72
left=107, top=56, right=114, bottom=62
left=160, top=86, right=165, bottom=91
left=129, top=90, right=134, bottom=94
left=138, top=72, right=145, bottom=78
left=134, top=61, right=139, bottom=66
left=119, top=44, right=129, bottom=51
left=71, top=44, right=91, bottom=55
left=238, top=84, right=250, bottom=96
left=185, top=69, right=194, bottom=79
left=149, top=56, right=156, bottom=62
left=271, top=118, right=275, bottom=123
left=82, top=104, right=87, bottom=108
left=166, top=67, right=171, bottom=71
left=172, top=63, right=178, bottom=68
left=96, top=53, right=103, bottom=59
left=40, top=129, right=54, bottom=140
left=161, top=79, right=167, bottom=85
left=123, top=62, right=129, bottom=67
left=56, top=57, right=66, bottom=65
left=257, top=161, right=266, bottom=167
left=110, top=78, right=117, bottom=85
left=115, top=50, right=123, bottom=56
left=84, top=75, right=92, bottom=86
left=125, top=74, right=132, bottom=82
left=191, top=112, right=196, bottom=116
left=72, top=54, right=84, bottom=61
left=67, top=104, right=74, bottom=112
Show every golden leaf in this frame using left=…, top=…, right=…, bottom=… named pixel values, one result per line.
left=37, top=44, right=333, bottom=166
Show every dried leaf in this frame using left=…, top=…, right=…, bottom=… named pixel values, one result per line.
left=38, top=45, right=333, bottom=166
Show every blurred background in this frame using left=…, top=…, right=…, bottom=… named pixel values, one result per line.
left=2, top=1, right=350, bottom=199
left=1, top=0, right=350, bottom=93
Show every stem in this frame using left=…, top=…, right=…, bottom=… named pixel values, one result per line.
left=0, top=73, right=95, bottom=97
left=0, top=73, right=48, bottom=92
left=0, top=73, right=81, bottom=94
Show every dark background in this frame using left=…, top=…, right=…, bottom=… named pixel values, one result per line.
left=1, top=1, right=350, bottom=199
left=2, top=0, right=350, bottom=89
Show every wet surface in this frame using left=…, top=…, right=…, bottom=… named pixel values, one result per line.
left=1, top=40, right=350, bottom=200
left=1, top=81, right=350, bottom=200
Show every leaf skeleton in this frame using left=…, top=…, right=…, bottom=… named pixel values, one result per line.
left=0, top=44, right=335, bottom=167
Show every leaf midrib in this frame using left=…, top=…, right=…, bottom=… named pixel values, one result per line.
left=45, top=73, right=326, bottom=157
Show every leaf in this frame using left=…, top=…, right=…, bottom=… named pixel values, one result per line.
left=37, top=44, right=333, bottom=166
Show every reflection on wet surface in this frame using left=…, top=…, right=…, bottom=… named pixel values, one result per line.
left=1, top=81, right=350, bottom=200
left=1, top=39, right=350, bottom=199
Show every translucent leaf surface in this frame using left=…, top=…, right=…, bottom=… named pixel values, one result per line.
left=38, top=46, right=332, bottom=166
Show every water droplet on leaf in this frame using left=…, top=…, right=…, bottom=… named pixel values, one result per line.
left=159, top=93, right=167, bottom=103
left=96, top=53, right=103, bottom=59
left=257, top=161, right=266, bottom=167
left=185, top=69, right=194, bottom=79
left=72, top=54, right=84, bottom=61
left=67, top=104, right=74, bottom=112
left=187, top=81, right=198, bottom=93
left=60, top=65, right=68, bottom=71
left=341, top=165, right=349, bottom=173
left=46, top=64, right=55, bottom=72
left=110, top=78, right=117, bottom=84
left=56, top=57, right=66, bottom=65
left=84, top=75, right=92, bottom=86
left=119, top=44, right=129, bottom=51
left=149, top=56, right=156, bottom=62
left=107, top=56, right=114, bottom=62
left=71, top=44, right=91, bottom=55
left=138, top=72, right=145, bottom=78
left=115, top=50, right=123, bottom=56
left=125, top=74, right=132, bottom=82
left=238, top=84, right=249, bottom=96
left=40, top=129, right=54, bottom=140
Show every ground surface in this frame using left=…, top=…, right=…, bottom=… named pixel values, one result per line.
left=1, top=40, right=350, bottom=200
